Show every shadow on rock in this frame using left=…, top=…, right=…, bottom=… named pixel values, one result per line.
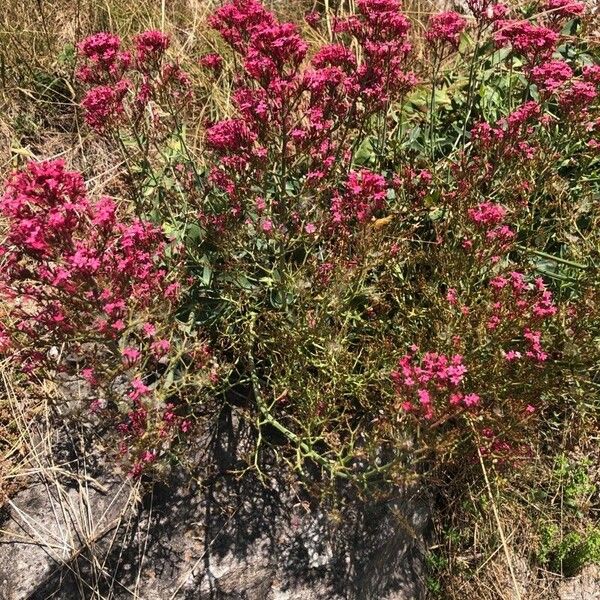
left=4, top=406, right=431, bottom=600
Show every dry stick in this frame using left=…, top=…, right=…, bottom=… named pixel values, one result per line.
left=134, top=483, right=154, bottom=597
left=475, top=436, right=522, bottom=600
left=455, top=527, right=517, bottom=595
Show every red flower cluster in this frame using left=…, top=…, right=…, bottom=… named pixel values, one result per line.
left=391, top=350, right=476, bottom=420
left=426, top=12, right=467, bottom=48
left=331, top=170, right=387, bottom=227
left=0, top=160, right=177, bottom=371
left=494, top=20, right=559, bottom=62
left=559, top=81, right=597, bottom=113
left=470, top=101, right=542, bottom=161
left=80, top=80, right=129, bottom=131
left=76, top=33, right=131, bottom=84
left=530, top=60, right=573, bottom=93
left=199, top=52, right=223, bottom=73
left=77, top=30, right=190, bottom=132
left=488, top=272, right=557, bottom=329
left=204, top=0, right=416, bottom=229
left=134, top=30, right=170, bottom=65
left=544, top=0, right=585, bottom=21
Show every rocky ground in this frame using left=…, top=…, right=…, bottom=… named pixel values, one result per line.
left=0, top=409, right=431, bottom=600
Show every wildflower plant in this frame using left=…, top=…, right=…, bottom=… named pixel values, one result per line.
left=1, top=0, right=599, bottom=486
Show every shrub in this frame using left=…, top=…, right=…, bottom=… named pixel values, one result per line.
left=1, top=0, right=598, bottom=486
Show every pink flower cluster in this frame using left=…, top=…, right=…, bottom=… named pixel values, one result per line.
left=331, top=170, right=387, bottom=227
left=529, top=60, right=573, bottom=93
left=391, top=349, right=478, bottom=420
left=0, top=160, right=178, bottom=371
left=470, top=101, right=542, bottom=162
left=205, top=118, right=260, bottom=169
left=463, top=201, right=514, bottom=254
left=134, top=30, right=170, bottom=65
left=209, top=0, right=307, bottom=80
left=544, top=0, right=585, bottom=21
left=204, top=0, right=417, bottom=206
left=119, top=380, right=193, bottom=477
left=77, top=31, right=190, bottom=132
left=526, top=59, right=598, bottom=114
left=486, top=272, right=557, bottom=362
left=494, top=20, right=559, bottom=62
left=468, top=202, right=506, bottom=226
left=199, top=52, right=223, bottom=73
left=76, top=33, right=131, bottom=84
left=559, top=81, right=598, bottom=113
left=334, top=0, right=414, bottom=105
left=80, top=80, right=130, bottom=131
left=426, top=12, right=467, bottom=48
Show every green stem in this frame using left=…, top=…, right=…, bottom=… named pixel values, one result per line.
left=516, top=245, right=588, bottom=270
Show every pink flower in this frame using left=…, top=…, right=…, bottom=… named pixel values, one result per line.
left=141, top=450, right=156, bottom=463
left=494, top=20, right=559, bottom=61
left=151, top=339, right=171, bottom=357
left=206, top=119, right=257, bottom=153
left=449, top=393, right=463, bottom=406
left=305, top=222, right=317, bottom=234
left=426, top=12, right=466, bottom=47
left=81, top=80, right=129, bottom=132
left=261, top=219, right=273, bottom=232
left=92, top=197, right=117, bottom=227
left=559, top=81, right=597, bottom=112
left=486, top=3, right=508, bottom=21
left=544, top=0, right=585, bottom=20
left=583, top=65, right=600, bottom=86
left=76, top=33, right=131, bottom=83
left=122, top=346, right=141, bottom=364
left=128, top=378, right=151, bottom=401
left=463, top=393, right=480, bottom=407
left=142, top=322, right=156, bottom=338
left=81, top=368, right=97, bottom=384
left=331, top=170, right=387, bottom=226
left=134, top=30, right=170, bottom=64
left=417, top=388, right=431, bottom=405
left=468, top=202, right=507, bottom=226
left=78, top=32, right=122, bottom=64
left=524, top=328, right=548, bottom=362
left=305, top=11, right=321, bottom=28
left=530, top=60, right=573, bottom=92
left=200, top=53, right=223, bottom=72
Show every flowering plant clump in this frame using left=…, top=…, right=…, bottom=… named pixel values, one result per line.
left=0, top=160, right=219, bottom=475
left=1, top=0, right=599, bottom=484
left=77, top=30, right=190, bottom=133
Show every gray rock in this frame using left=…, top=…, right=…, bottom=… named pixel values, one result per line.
left=557, top=565, right=600, bottom=600
left=0, top=410, right=431, bottom=599
left=0, top=473, right=131, bottom=600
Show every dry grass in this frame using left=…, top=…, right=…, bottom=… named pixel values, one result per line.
left=426, top=415, right=599, bottom=599
left=0, top=0, right=435, bottom=177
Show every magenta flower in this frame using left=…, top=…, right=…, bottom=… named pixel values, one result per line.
left=134, top=30, right=170, bottom=64
left=426, top=12, right=467, bottom=47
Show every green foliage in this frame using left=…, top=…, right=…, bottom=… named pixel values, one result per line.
left=539, top=525, right=600, bottom=576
